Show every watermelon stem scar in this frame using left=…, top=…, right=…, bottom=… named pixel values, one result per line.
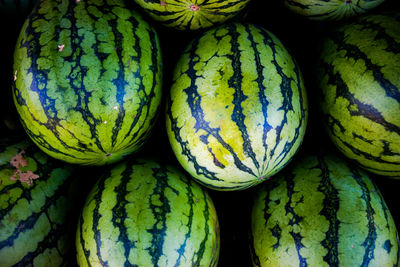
left=190, top=4, right=199, bottom=11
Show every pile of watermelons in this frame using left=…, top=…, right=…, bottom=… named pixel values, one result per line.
left=0, top=0, right=399, bottom=266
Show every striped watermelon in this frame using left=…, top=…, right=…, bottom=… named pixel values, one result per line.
left=166, top=22, right=308, bottom=191
left=133, top=0, right=251, bottom=30
left=76, top=157, right=220, bottom=266
left=282, top=0, right=385, bottom=20
left=0, top=137, right=82, bottom=266
left=12, top=0, right=163, bottom=166
left=317, top=13, right=400, bottom=178
left=250, top=153, right=400, bottom=266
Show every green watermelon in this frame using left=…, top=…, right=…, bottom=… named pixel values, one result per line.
left=12, top=0, right=163, bottom=166
left=76, top=157, right=220, bottom=266
left=166, top=22, right=308, bottom=191
left=133, top=0, right=251, bottom=30
left=250, top=153, right=400, bottom=266
left=317, top=13, right=400, bottom=178
left=0, top=137, right=83, bottom=266
left=282, top=0, right=385, bottom=21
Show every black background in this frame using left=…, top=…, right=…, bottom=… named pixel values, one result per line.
left=1, top=0, right=400, bottom=266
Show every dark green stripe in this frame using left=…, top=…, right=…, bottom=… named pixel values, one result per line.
left=260, top=178, right=282, bottom=251
left=328, top=60, right=400, bottom=135
left=123, top=27, right=161, bottom=148
left=275, top=62, right=306, bottom=168
left=260, top=28, right=304, bottom=170
left=0, top=169, right=76, bottom=263
left=146, top=165, right=179, bottom=265
left=92, top=176, right=109, bottom=266
left=14, top=211, right=68, bottom=267
left=16, top=1, right=102, bottom=155
left=167, top=106, right=221, bottom=182
left=66, top=2, right=105, bottom=153
left=284, top=172, right=307, bottom=267
left=79, top=216, right=92, bottom=267
left=174, top=177, right=195, bottom=266
left=181, top=27, right=256, bottom=177
left=245, top=25, right=273, bottom=166
left=16, top=119, right=84, bottom=159
left=167, top=37, right=222, bottom=182
left=355, top=18, right=400, bottom=54
left=228, top=24, right=260, bottom=172
left=369, top=179, right=399, bottom=262
left=111, top=163, right=137, bottom=267
left=315, top=155, right=340, bottom=266
left=330, top=29, right=400, bottom=103
left=349, top=165, right=377, bottom=266
left=109, top=15, right=128, bottom=149
left=336, top=131, right=400, bottom=166
left=15, top=8, right=86, bottom=156
left=192, top=188, right=212, bottom=265
left=322, top=61, right=400, bottom=166
left=0, top=151, right=69, bottom=231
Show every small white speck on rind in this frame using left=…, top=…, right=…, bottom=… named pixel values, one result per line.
left=58, top=44, right=65, bottom=52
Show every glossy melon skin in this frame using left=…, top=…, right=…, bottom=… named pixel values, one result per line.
left=12, top=0, right=163, bottom=166
left=0, top=137, right=82, bottom=266
left=76, top=157, right=220, bottom=266
left=317, top=13, right=400, bottom=177
left=282, top=0, right=385, bottom=21
left=251, top=153, right=400, bottom=266
left=166, top=22, right=308, bottom=191
left=133, top=0, right=251, bottom=30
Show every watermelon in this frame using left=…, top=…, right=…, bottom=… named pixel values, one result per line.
left=166, top=22, right=308, bottom=191
left=12, top=0, right=163, bottom=166
left=0, top=137, right=83, bottom=266
left=282, top=0, right=385, bottom=21
left=250, top=153, right=400, bottom=266
left=133, top=0, right=251, bottom=30
left=316, top=13, right=400, bottom=178
left=76, top=157, right=220, bottom=266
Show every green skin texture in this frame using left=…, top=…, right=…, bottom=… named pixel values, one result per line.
left=133, top=0, right=251, bottom=31
left=13, top=0, right=163, bottom=166
left=317, top=13, right=400, bottom=177
left=166, top=22, right=308, bottom=191
left=251, top=153, right=400, bottom=266
left=76, top=158, right=220, bottom=267
left=0, top=138, right=81, bottom=266
left=283, top=0, right=385, bottom=21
